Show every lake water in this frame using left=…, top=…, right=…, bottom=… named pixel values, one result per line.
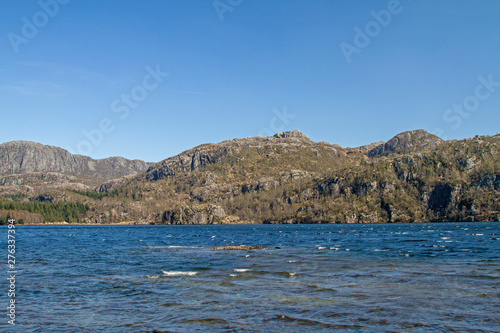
left=1, top=223, right=499, bottom=332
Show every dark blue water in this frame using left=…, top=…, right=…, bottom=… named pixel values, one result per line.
left=1, top=223, right=499, bottom=332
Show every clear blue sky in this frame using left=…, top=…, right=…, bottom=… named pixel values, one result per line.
left=1, top=0, right=499, bottom=162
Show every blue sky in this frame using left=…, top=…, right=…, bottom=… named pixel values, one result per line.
left=1, top=0, right=499, bottom=162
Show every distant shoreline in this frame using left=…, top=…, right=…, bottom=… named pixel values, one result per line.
left=21, top=221, right=138, bottom=226
left=8, top=220, right=496, bottom=226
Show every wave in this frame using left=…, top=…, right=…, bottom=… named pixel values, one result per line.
left=276, top=271, right=299, bottom=277
left=161, top=270, right=198, bottom=276
left=234, top=268, right=252, bottom=272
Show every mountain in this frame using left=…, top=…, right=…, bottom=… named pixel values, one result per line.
left=145, top=130, right=318, bottom=181
left=98, top=130, right=345, bottom=192
left=367, top=129, right=444, bottom=157
left=0, top=141, right=152, bottom=181
left=0, top=130, right=498, bottom=225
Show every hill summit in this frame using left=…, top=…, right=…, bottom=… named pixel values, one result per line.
left=368, top=129, right=444, bottom=157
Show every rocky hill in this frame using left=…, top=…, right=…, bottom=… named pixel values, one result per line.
left=0, top=130, right=498, bottom=225
left=0, top=141, right=151, bottom=181
left=367, top=129, right=444, bottom=157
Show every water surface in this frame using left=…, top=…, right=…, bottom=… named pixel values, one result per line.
left=2, top=222, right=499, bottom=332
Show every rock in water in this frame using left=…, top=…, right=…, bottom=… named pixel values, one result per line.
left=213, top=245, right=266, bottom=250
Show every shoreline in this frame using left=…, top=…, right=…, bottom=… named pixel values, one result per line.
left=7, top=220, right=497, bottom=226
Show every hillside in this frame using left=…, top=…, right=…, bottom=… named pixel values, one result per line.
left=367, top=129, right=444, bottom=157
left=0, top=130, right=498, bottom=224
left=0, top=141, right=151, bottom=179
left=0, top=141, right=152, bottom=191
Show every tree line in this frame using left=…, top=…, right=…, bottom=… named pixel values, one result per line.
left=0, top=200, right=89, bottom=224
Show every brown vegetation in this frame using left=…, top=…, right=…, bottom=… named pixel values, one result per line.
left=1, top=130, right=498, bottom=224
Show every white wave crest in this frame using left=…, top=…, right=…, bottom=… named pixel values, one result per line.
left=161, top=271, right=198, bottom=276
left=234, top=268, right=252, bottom=272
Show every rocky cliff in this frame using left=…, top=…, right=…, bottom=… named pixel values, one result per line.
left=0, top=141, right=151, bottom=181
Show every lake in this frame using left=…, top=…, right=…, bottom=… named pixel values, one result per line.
left=2, top=222, right=499, bottom=332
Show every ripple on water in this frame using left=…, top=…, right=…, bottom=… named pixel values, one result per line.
left=8, top=222, right=500, bottom=332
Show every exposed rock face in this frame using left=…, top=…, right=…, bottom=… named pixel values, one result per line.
left=145, top=144, right=238, bottom=181
left=273, top=130, right=311, bottom=141
left=160, top=205, right=226, bottom=225
left=475, top=175, right=500, bottom=190
left=427, top=184, right=454, bottom=211
left=144, top=130, right=317, bottom=182
left=368, top=130, right=443, bottom=157
left=0, top=141, right=151, bottom=181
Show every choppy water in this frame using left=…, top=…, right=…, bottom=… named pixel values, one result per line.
left=1, top=222, right=499, bottom=332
